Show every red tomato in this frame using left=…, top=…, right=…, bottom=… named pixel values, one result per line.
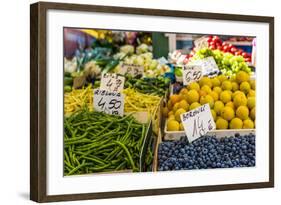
left=223, top=45, right=229, bottom=52
left=209, top=45, right=216, bottom=50
left=242, top=52, right=248, bottom=58
left=230, top=47, right=237, bottom=53
left=222, top=42, right=228, bottom=47
left=212, top=36, right=220, bottom=42
left=217, top=46, right=222, bottom=50
left=209, top=41, right=216, bottom=46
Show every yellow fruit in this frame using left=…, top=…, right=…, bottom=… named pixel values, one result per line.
left=167, top=120, right=180, bottom=131
left=249, top=79, right=256, bottom=90
left=213, top=86, right=222, bottom=95
left=201, top=85, right=212, bottom=94
left=167, top=100, right=173, bottom=110
left=200, top=95, right=214, bottom=108
left=162, top=107, right=169, bottom=117
left=188, top=82, right=200, bottom=91
left=230, top=118, right=243, bottom=129
left=214, top=101, right=224, bottom=115
left=199, top=77, right=213, bottom=88
left=198, top=90, right=207, bottom=97
left=233, top=93, right=247, bottom=107
left=225, top=101, right=235, bottom=109
left=170, top=94, right=181, bottom=105
left=211, top=77, right=221, bottom=87
left=167, top=115, right=175, bottom=122
left=168, top=111, right=174, bottom=117
left=221, top=106, right=235, bottom=121
left=236, top=106, right=249, bottom=120
left=230, top=75, right=236, bottom=82
left=178, top=100, right=189, bottom=111
left=240, top=82, right=251, bottom=94
left=236, top=71, right=250, bottom=83
left=173, top=102, right=180, bottom=113
left=175, top=108, right=186, bottom=122
left=232, top=90, right=244, bottom=99
left=221, top=80, right=232, bottom=91
left=218, top=75, right=228, bottom=83
left=231, top=82, right=239, bottom=92
left=209, top=91, right=219, bottom=101
left=211, top=109, right=217, bottom=121
left=250, top=107, right=256, bottom=120
left=186, top=90, right=199, bottom=104
left=247, top=89, right=256, bottom=97
left=220, top=91, right=232, bottom=103
left=247, top=97, right=255, bottom=109
left=180, top=88, right=188, bottom=95
left=216, top=118, right=228, bottom=129
left=179, top=122, right=184, bottom=131
left=189, top=102, right=201, bottom=110
left=243, top=119, right=254, bottom=129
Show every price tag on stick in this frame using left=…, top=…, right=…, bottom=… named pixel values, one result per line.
left=100, top=73, right=125, bottom=92
left=120, top=63, right=144, bottom=77
left=180, top=104, right=216, bottom=143
left=94, top=89, right=125, bottom=116
left=182, top=65, right=203, bottom=85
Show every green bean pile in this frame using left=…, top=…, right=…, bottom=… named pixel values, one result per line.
left=64, top=109, right=148, bottom=175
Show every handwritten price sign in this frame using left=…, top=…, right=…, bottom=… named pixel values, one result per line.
left=93, top=89, right=125, bottom=116
left=180, top=104, right=216, bottom=143
left=193, top=56, right=219, bottom=75
left=120, top=63, right=144, bottom=77
left=100, top=73, right=125, bottom=92
left=194, top=36, right=209, bottom=50
left=182, top=65, right=203, bottom=85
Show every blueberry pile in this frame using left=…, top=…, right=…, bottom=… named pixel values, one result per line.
left=158, top=134, right=255, bottom=171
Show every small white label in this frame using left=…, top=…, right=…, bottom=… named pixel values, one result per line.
left=182, top=65, right=203, bottom=85
left=100, top=73, right=125, bottom=92
left=194, top=36, right=209, bottom=50
left=193, top=56, right=219, bottom=75
left=180, top=104, right=216, bottom=143
left=120, top=63, right=144, bottom=77
left=93, top=89, right=125, bottom=116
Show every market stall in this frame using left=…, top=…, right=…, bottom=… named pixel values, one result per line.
left=63, top=29, right=256, bottom=175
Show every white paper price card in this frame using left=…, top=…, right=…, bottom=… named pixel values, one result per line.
left=195, top=56, right=219, bottom=75
left=180, top=104, right=216, bottom=143
left=93, top=89, right=125, bottom=116
left=182, top=65, right=203, bottom=85
left=194, top=36, right=209, bottom=50
left=100, top=73, right=125, bottom=92
left=120, top=63, right=144, bottom=77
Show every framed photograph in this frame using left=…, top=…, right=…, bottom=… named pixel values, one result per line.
left=30, top=1, right=274, bottom=202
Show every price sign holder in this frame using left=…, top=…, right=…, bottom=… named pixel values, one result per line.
left=100, top=73, right=125, bottom=92
left=182, top=65, right=203, bottom=85
left=120, top=63, right=144, bottom=77
left=93, top=89, right=125, bottom=116
left=180, top=104, right=216, bottom=143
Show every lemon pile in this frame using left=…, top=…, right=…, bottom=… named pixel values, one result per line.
left=164, top=71, right=256, bottom=131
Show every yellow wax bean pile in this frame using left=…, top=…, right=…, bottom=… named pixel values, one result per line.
left=123, top=88, right=161, bottom=115
left=64, top=85, right=93, bottom=115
